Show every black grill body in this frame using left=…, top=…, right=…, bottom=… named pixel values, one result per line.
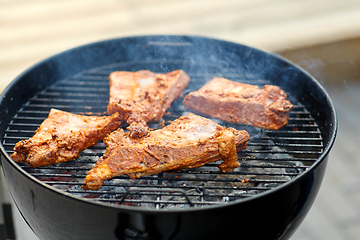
left=0, top=36, right=337, bottom=240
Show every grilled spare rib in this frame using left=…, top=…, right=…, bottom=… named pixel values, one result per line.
left=83, top=113, right=250, bottom=191
left=107, top=69, right=190, bottom=138
left=183, top=77, right=293, bottom=130
left=10, top=109, right=121, bottom=168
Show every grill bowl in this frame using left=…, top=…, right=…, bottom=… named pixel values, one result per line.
left=0, top=35, right=337, bottom=240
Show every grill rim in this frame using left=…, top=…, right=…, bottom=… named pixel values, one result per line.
left=0, top=35, right=337, bottom=213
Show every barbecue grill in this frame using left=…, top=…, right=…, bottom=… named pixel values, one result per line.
left=0, top=35, right=337, bottom=240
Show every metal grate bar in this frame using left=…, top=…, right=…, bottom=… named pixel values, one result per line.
left=2, top=62, right=324, bottom=209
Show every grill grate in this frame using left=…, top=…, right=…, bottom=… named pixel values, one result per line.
left=2, top=61, right=323, bottom=209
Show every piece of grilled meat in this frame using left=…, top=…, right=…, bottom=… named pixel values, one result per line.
left=183, top=77, right=293, bottom=130
left=107, top=70, right=190, bottom=138
left=83, top=113, right=250, bottom=190
left=10, top=109, right=121, bottom=168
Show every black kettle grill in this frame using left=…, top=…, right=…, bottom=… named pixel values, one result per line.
left=0, top=35, right=337, bottom=240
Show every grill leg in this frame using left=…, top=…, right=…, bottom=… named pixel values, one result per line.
left=0, top=166, right=16, bottom=240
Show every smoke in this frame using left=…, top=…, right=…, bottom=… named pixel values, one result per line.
left=297, top=55, right=326, bottom=83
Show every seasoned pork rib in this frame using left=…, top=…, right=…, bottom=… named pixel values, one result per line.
left=10, top=109, right=121, bottom=167
left=183, top=77, right=293, bottom=130
left=83, top=113, right=250, bottom=190
left=107, top=70, right=190, bottom=138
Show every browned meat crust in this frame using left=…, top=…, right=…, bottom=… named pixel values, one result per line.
left=83, top=113, right=250, bottom=190
left=10, top=109, right=121, bottom=167
left=107, top=70, right=190, bottom=138
left=183, top=77, right=293, bottom=130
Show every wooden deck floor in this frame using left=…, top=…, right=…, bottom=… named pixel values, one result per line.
left=1, top=1, right=360, bottom=239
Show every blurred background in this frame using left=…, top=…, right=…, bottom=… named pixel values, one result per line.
left=1, top=0, right=360, bottom=239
